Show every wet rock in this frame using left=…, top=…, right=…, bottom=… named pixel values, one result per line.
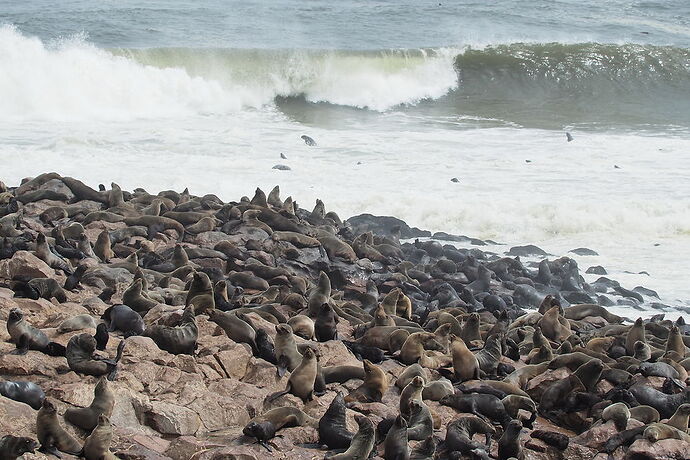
left=586, top=266, right=607, bottom=275
left=570, top=248, right=599, bottom=256
left=508, top=245, right=548, bottom=257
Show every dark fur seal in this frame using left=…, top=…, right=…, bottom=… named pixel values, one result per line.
left=440, top=393, right=512, bottom=427
left=208, top=309, right=257, bottom=354
left=0, top=435, right=39, bottom=460
left=319, top=392, right=354, bottom=449
left=383, top=415, right=408, bottom=460
left=324, top=415, right=375, bottom=460
left=143, top=305, right=198, bottom=355
left=666, top=403, right=690, bottom=432
left=36, top=398, right=83, bottom=457
left=498, top=420, right=523, bottom=460
left=82, top=415, right=117, bottom=460
left=445, top=416, right=495, bottom=455
left=64, top=377, right=114, bottom=432
left=407, top=399, right=433, bottom=441
left=243, top=407, right=315, bottom=446
left=530, top=430, right=568, bottom=450
left=0, top=380, right=45, bottom=409
left=341, top=340, right=385, bottom=363
left=102, top=304, right=145, bottom=336
left=11, top=277, right=67, bottom=303
left=410, top=436, right=435, bottom=460
left=315, top=303, right=339, bottom=341
left=307, top=271, right=331, bottom=317
left=66, top=334, right=124, bottom=379
left=629, top=385, right=690, bottom=418
left=6, top=308, right=63, bottom=356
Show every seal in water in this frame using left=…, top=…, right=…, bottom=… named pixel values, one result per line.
left=301, top=135, right=317, bottom=146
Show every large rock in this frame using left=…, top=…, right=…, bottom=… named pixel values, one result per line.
left=346, top=214, right=430, bottom=239
left=572, top=419, right=643, bottom=450
left=146, top=400, right=201, bottom=436
left=626, top=438, right=690, bottom=460
left=0, top=251, right=54, bottom=279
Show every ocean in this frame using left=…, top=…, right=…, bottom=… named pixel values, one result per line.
left=1, top=1, right=689, bottom=317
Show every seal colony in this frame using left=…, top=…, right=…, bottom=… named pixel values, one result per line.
left=0, top=172, right=687, bottom=459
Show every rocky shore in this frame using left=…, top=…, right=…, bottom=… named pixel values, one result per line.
left=0, top=172, right=688, bottom=460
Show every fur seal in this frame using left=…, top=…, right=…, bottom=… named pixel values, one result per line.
left=122, top=279, right=158, bottom=315
left=208, top=310, right=257, bottom=354
left=539, top=374, right=584, bottom=413
left=407, top=399, right=433, bottom=441
left=450, top=334, right=480, bottom=382
left=307, top=271, right=331, bottom=317
left=6, top=308, right=62, bottom=356
left=66, top=334, right=122, bottom=378
left=315, top=303, right=339, bottom=341
left=324, top=415, right=375, bottom=460
left=644, top=422, right=690, bottom=443
left=410, top=436, right=435, bottom=460
left=460, top=313, right=481, bottom=343
left=475, top=334, right=503, bottom=377
left=12, top=277, right=67, bottom=303
left=530, top=430, right=568, bottom=450
left=36, top=398, right=83, bottom=457
left=441, top=393, right=512, bottom=427
left=34, top=234, right=72, bottom=274
left=82, top=415, right=117, bottom=460
left=0, top=380, right=45, bottom=409
left=102, top=304, right=145, bottom=336
left=563, top=304, right=622, bottom=323
left=629, top=385, right=690, bottom=419
left=502, top=395, right=537, bottom=424
left=345, top=359, right=389, bottom=403
left=243, top=407, right=315, bottom=445
left=629, top=405, right=660, bottom=424
left=57, top=314, right=97, bottom=333
left=666, top=403, right=690, bottom=432
left=94, top=231, right=114, bottom=262
left=64, top=377, right=114, bottom=432
left=445, top=416, right=495, bottom=456
left=396, top=364, right=428, bottom=390
left=287, top=315, right=315, bottom=340
left=666, top=325, right=687, bottom=357
left=400, top=376, right=424, bottom=420
left=625, top=318, right=646, bottom=355
left=422, top=378, right=454, bottom=401
left=319, top=392, right=354, bottom=449
left=0, top=435, right=39, bottom=460
left=538, top=306, right=570, bottom=342
left=267, top=347, right=318, bottom=402
left=383, top=415, right=409, bottom=460
left=601, top=402, right=630, bottom=431
left=274, top=324, right=303, bottom=376
left=185, top=271, right=215, bottom=315
left=498, top=420, right=523, bottom=460
left=400, top=332, right=445, bottom=365
left=143, top=305, right=198, bottom=355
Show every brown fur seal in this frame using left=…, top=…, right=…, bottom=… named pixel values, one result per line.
left=6, top=307, right=50, bottom=354
left=498, top=420, right=523, bottom=460
left=644, top=422, right=690, bottom=442
left=564, top=304, right=623, bottom=323
left=445, top=416, right=495, bottom=455
left=629, top=405, right=660, bottom=424
left=82, top=415, right=117, bottom=460
left=526, top=344, right=553, bottom=365
left=400, top=332, right=445, bottom=365
left=0, top=435, right=39, bottom=460
left=573, top=358, right=604, bottom=392
left=396, top=364, right=428, bottom=390
left=504, top=363, right=549, bottom=388
left=407, top=399, right=434, bottom=441
left=538, top=306, right=570, bottom=342
left=381, top=289, right=400, bottom=316
left=243, top=407, right=315, bottom=444
left=64, top=377, right=114, bottom=432
left=94, top=231, right=114, bottom=263
left=345, top=359, right=389, bottom=403
left=315, top=303, right=339, bottom=342
left=396, top=291, right=413, bottom=320
left=208, top=310, right=257, bottom=354
left=502, top=395, right=537, bottom=421
left=383, top=415, right=409, bottom=460
left=307, top=271, right=331, bottom=317
left=388, top=329, right=411, bottom=353
left=36, top=398, right=83, bottom=457
left=66, top=334, right=121, bottom=378
left=460, top=313, right=481, bottom=343
left=440, top=393, right=512, bottom=427
left=601, top=402, right=630, bottom=431
left=185, top=272, right=215, bottom=314
left=666, top=403, right=690, bottom=432
left=274, top=324, right=303, bottom=376
left=540, top=374, right=584, bottom=413
left=666, top=325, right=687, bottom=357
left=35, top=233, right=72, bottom=274
left=319, top=392, right=354, bottom=449
left=287, top=315, right=315, bottom=340
left=585, top=336, right=615, bottom=354
left=625, top=318, right=646, bottom=355
left=144, top=305, right=198, bottom=355
left=324, top=415, right=375, bottom=460
left=400, top=376, right=424, bottom=419
left=450, top=334, right=480, bottom=382
left=122, top=279, right=158, bottom=315
left=267, top=347, right=318, bottom=402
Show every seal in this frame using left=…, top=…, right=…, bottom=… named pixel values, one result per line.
left=34, top=234, right=72, bottom=274
left=399, top=332, right=445, bottom=365
left=666, top=403, right=690, bottom=432
left=0, top=435, right=39, bottom=460
left=573, top=358, right=604, bottom=392
left=498, top=420, right=523, bottom=460
left=450, top=334, right=480, bottom=382
left=82, top=415, right=117, bottom=460
left=274, top=324, right=303, bottom=376
left=307, top=271, right=331, bottom=317
left=400, top=376, right=424, bottom=420
left=255, top=328, right=277, bottom=364
left=502, top=395, right=537, bottom=427
left=644, top=422, right=690, bottom=443
left=6, top=308, right=63, bottom=356
left=11, top=277, right=67, bottom=303
left=396, top=364, right=428, bottom=390
left=503, top=363, right=549, bottom=388
left=319, top=392, right=354, bottom=449
left=208, top=309, right=257, bottom=354
left=539, top=374, right=584, bottom=414
left=625, top=318, right=646, bottom=355
left=666, top=325, right=686, bottom=357
left=530, top=430, right=568, bottom=450
left=64, top=377, right=114, bottom=432
left=143, top=305, right=198, bottom=355
left=460, top=313, right=481, bottom=343
left=422, top=378, right=454, bottom=401
left=66, top=333, right=123, bottom=379
left=407, top=399, right=433, bottom=441
left=383, top=415, right=408, bottom=460
left=0, top=380, right=45, bottom=409
left=36, top=398, right=83, bottom=457
left=345, top=359, right=389, bottom=403
left=601, top=402, right=630, bottom=431
left=324, top=415, right=375, bottom=460
left=94, top=230, right=114, bottom=263
left=122, top=279, right=158, bottom=315
left=440, top=393, right=512, bottom=427
left=475, top=334, right=504, bottom=377
left=185, top=271, right=215, bottom=315
left=243, top=407, right=315, bottom=448
left=445, top=416, right=495, bottom=456
left=57, top=314, right=97, bottom=333
left=538, top=306, right=570, bottom=342
left=102, top=304, right=145, bottom=336
left=315, top=303, right=339, bottom=342
left=628, top=405, right=660, bottom=424
left=287, top=315, right=315, bottom=340
left=267, top=347, right=318, bottom=402
left=563, top=304, right=623, bottom=323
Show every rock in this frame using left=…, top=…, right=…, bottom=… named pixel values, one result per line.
left=525, top=368, right=572, bottom=401
left=165, top=436, right=224, bottom=460
left=146, top=401, right=201, bottom=436
left=586, top=266, right=607, bottom=275
left=507, top=245, right=548, bottom=257
left=570, top=248, right=599, bottom=256
left=626, top=438, right=690, bottom=460
left=572, top=419, right=643, bottom=450
left=215, top=344, right=252, bottom=379
left=0, top=351, right=65, bottom=377
left=0, top=250, right=55, bottom=279
left=345, top=214, right=431, bottom=239
left=0, top=395, right=38, bottom=436
left=121, top=336, right=174, bottom=365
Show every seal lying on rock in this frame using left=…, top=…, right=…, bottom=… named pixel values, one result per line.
left=66, top=334, right=124, bottom=380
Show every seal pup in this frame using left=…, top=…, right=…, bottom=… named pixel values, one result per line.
left=64, top=377, right=114, bottom=431
left=383, top=415, right=409, bottom=460
left=57, top=314, right=97, bottom=333
left=319, top=392, right=354, bottom=449
left=82, top=415, right=117, bottom=460
left=644, top=422, right=690, bottom=442
left=0, top=435, right=39, bottom=460
left=287, top=315, right=315, bottom=340
left=143, top=304, right=198, bottom=355
left=185, top=271, right=215, bottom=315
left=36, top=398, right=83, bottom=457
left=324, top=415, right=375, bottom=460
left=267, top=347, right=318, bottom=402
left=0, top=380, right=45, bottom=409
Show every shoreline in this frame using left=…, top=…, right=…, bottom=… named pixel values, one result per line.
left=0, top=173, right=688, bottom=459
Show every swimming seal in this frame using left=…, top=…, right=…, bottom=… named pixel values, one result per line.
left=36, top=398, right=83, bottom=457
left=0, top=380, right=45, bottom=409
left=319, top=392, right=354, bottom=449
left=64, top=377, right=114, bottom=432
left=324, top=415, right=375, bottom=460
left=383, top=415, right=409, bottom=460
left=143, top=304, right=198, bottom=355
left=82, top=415, right=117, bottom=460
left=0, top=435, right=39, bottom=460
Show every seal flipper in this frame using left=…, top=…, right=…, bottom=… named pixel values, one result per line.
left=266, top=384, right=292, bottom=403
left=11, top=334, right=30, bottom=355
left=276, top=355, right=289, bottom=377
left=44, top=342, right=66, bottom=357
